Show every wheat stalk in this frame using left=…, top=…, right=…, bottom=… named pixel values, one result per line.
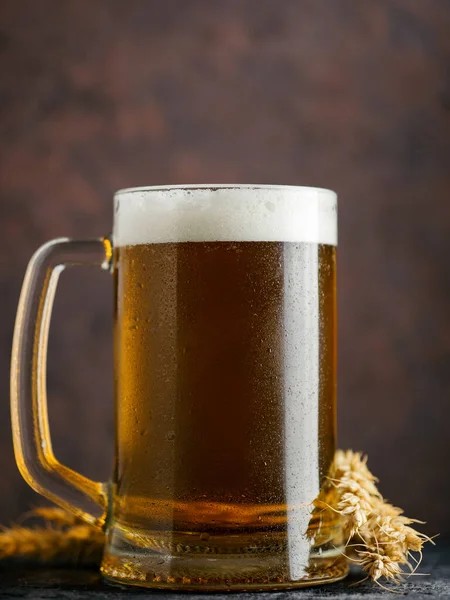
left=0, top=508, right=104, bottom=565
left=321, top=450, right=435, bottom=589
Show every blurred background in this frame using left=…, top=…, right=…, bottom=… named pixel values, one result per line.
left=1, top=0, right=449, bottom=535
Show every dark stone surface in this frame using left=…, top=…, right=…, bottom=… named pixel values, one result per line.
left=1, top=0, right=450, bottom=536
left=0, top=542, right=449, bottom=599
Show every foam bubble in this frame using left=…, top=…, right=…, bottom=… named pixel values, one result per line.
left=113, top=185, right=337, bottom=246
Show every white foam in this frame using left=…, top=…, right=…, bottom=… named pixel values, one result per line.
left=113, top=185, right=337, bottom=246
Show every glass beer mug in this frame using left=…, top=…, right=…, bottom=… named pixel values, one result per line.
left=11, top=185, right=346, bottom=590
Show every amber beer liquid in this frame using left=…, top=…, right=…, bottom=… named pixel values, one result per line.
left=101, top=186, right=345, bottom=587
left=113, top=242, right=336, bottom=526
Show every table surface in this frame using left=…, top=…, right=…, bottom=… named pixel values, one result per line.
left=0, top=542, right=448, bottom=600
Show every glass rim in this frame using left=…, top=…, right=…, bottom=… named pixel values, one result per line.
left=115, top=184, right=336, bottom=198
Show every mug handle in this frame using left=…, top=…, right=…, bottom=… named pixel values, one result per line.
left=11, top=238, right=112, bottom=528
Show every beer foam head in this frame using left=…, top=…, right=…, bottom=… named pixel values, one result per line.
left=114, top=185, right=337, bottom=246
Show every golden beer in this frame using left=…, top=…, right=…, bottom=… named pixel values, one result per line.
left=112, top=241, right=337, bottom=534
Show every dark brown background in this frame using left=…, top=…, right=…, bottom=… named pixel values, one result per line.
left=1, top=0, right=449, bottom=535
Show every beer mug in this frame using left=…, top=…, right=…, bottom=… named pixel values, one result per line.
left=11, top=185, right=346, bottom=590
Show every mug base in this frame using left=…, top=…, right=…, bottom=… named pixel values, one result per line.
left=101, top=556, right=348, bottom=591
left=101, top=527, right=348, bottom=591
